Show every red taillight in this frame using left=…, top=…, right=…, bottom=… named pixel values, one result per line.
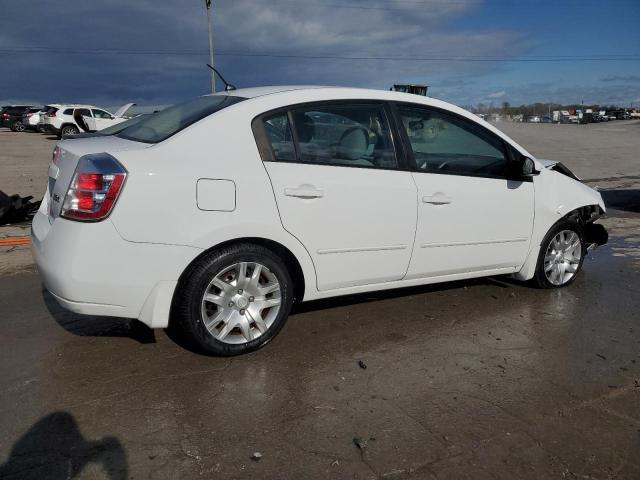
left=77, top=173, right=103, bottom=191
left=61, top=154, right=127, bottom=222
left=26, top=113, right=33, bottom=118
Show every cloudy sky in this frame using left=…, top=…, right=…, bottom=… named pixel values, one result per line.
left=1, top=0, right=639, bottom=108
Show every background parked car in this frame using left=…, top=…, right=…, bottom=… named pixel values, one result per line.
left=11, top=106, right=42, bottom=132
left=20, top=107, right=46, bottom=132
left=0, top=105, right=31, bottom=129
left=38, top=105, right=61, bottom=133
left=45, top=103, right=135, bottom=138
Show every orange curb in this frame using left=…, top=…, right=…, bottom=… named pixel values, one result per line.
left=0, top=237, right=31, bottom=247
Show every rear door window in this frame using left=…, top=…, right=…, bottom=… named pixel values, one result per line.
left=257, top=102, right=399, bottom=170
left=291, top=103, right=398, bottom=169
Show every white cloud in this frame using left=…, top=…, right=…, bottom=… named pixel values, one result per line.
left=487, top=90, right=507, bottom=99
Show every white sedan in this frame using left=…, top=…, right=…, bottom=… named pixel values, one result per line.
left=32, top=86, right=608, bottom=356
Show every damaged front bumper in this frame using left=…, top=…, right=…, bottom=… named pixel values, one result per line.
left=584, top=222, right=608, bottom=251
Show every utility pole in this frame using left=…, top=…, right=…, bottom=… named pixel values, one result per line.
left=205, top=0, right=215, bottom=93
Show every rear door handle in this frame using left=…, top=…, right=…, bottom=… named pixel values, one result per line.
left=284, top=186, right=324, bottom=199
left=423, top=193, right=452, bottom=205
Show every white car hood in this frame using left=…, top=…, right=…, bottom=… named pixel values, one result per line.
left=537, top=159, right=559, bottom=168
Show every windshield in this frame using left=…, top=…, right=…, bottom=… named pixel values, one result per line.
left=117, top=95, right=246, bottom=143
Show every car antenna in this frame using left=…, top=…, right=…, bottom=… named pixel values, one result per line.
left=206, top=64, right=236, bottom=92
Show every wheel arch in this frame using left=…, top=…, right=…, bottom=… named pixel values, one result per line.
left=59, top=122, right=77, bottom=131
left=513, top=204, right=604, bottom=281
left=174, top=237, right=307, bottom=306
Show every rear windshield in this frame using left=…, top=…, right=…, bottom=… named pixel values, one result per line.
left=117, top=95, right=246, bottom=144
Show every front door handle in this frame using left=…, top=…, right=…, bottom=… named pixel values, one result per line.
left=284, top=186, right=324, bottom=199
left=423, top=193, right=452, bottom=205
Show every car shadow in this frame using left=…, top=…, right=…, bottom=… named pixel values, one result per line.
left=0, top=411, right=128, bottom=480
left=600, top=189, right=640, bottom=213
left=41, top=287, right=156, bottom=344
left=292, top=275, right=517, bottom=315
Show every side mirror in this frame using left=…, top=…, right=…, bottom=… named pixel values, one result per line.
left=522, top=156, right=538, bottom=176
left=506, top=155, right=538, bottom=181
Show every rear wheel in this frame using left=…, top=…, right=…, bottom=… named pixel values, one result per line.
left=173, top=243, right=294, bottom=356
left=11, top=121, right=25, bottom=132
left=533, top=220, right=584, bottom=288
left=60, top=125, right=79, bottom=138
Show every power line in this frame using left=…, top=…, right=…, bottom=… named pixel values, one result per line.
left=0, top=47, right=638, bottom=62
left=223, top=0, right=640, bottom=11
left=241, top=0, right=473, bottom=11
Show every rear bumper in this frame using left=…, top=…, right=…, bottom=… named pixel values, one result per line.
left=31, top=204, right=202, bottom=327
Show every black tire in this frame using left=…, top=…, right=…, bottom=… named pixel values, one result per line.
left=11, top=121, right=25, bottom=132
left=172, top=243, right=294, bottom=356
left=60, top=125, right=79, bottom=138
left=532, top=219, right=585, bottom=289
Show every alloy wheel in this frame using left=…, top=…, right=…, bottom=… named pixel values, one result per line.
left=543, top=230, right=582, bottom=286
left=200, top=262, right=282, bottom=344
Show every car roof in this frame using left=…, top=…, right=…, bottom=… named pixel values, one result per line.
left=215, top=85, right=449, bottom=109
left=203, top=85, right=536, bottom=161
left=211, top=85, right=327, bottom=99
left=59, top=104, right=97, bottom=108
left=214, top=85, right=460, bottom=113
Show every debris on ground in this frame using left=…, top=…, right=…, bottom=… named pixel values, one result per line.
left=251, top=452, right=262, bottom=461
left=0, top=191, right=41, bottom=226
left=353, top=437, right=367, bottom=451
left=358, top=360, right=367, bottom=370
left=596, top=353, right=607, bottom=360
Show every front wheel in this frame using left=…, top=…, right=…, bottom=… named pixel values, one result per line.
left=533, top=220, right=585, bottom=288
left=172, top=244, right=294, bottom=356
